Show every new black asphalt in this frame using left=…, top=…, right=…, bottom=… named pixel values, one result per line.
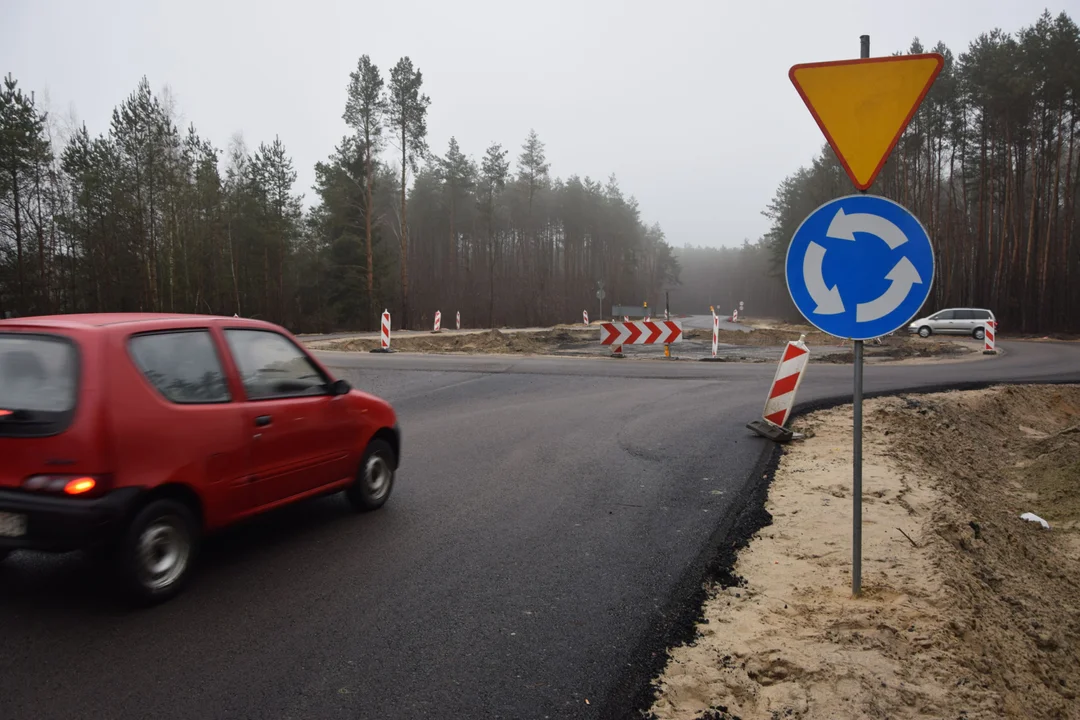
left=2, top=340, right=1078, bottom=719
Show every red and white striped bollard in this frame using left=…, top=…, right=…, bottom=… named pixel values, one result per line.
left=381, top=309, right=391, bottom=350
left=984, top=320, right=997, bottom=354
left=712, top=313, right=719, bottom=358
left=761, top=335, right=810, bottom=428
left=433, top=310, right=441, bottom=333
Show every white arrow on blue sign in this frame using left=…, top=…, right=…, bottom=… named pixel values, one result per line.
left=785, top=194, right=934, bottom=341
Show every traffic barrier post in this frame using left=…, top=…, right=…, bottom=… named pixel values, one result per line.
left=370, top=310, right=394, bottom=353
left=746, top=335, right=810, bottom=442
left=983, top=320, right=997, bottom=354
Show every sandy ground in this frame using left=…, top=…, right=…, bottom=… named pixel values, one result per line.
left=648, top=385, right=1080, bottom=720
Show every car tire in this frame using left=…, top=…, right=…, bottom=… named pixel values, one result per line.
left=116, top=498, right=199, bottom=606
left=346, top=439, right=396, bottom=512
left=918, top=326, right=932, bottom=338
left=973, top=327, right=985, bottom=340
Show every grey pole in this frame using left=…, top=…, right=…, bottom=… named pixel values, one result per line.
left=852, top=33, right=870, bottom=597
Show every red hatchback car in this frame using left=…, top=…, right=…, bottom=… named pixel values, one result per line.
left=0, top=313, right=400, bottom=604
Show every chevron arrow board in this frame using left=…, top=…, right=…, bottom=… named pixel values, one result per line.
left=599, top=321, right=683, bottom=345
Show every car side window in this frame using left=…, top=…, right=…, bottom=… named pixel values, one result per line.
left=932, top=310, right=955, bottom=320
left=224, top=329, right=329, bottom=400
left=129, top=330, right=231, bottom=404
left=954, top=310, right=974, bottom=320
left=973, top=310, right=991, bottom=320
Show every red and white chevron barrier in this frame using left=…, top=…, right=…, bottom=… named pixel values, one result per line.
left=623, top=315, right=630, bottom=322
left=583, top=310, right=589, bottom=325
left=433, top=310, right=442, bottom=333
left=381, top=310, right=391, bottom=349
left=712, top=314, right=719, bottom=358
left=984, top=320, right=997, bottom=353
left=456, top=311, right=461, bottom=330
left=600, top=320, right=683, bottom=346
left=731, top=309, right=739, bottom=323
left=761, top=338, right=810, bottom=428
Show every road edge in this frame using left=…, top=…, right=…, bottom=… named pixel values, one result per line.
left=608, top=376, right=1080, bottom=720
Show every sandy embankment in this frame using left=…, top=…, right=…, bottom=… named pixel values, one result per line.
left=649, top=385, right=1080, bottom=720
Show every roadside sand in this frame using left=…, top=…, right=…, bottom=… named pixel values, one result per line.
left=649, top=385, right=1080, bottom=720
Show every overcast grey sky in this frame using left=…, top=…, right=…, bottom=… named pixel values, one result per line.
left=2, top=0, right=1061, bottom=248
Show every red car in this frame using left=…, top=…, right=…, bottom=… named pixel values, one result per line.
left=0, top=313, right=400, bottom=604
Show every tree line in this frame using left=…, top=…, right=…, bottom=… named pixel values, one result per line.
left=0, top=57, right=678, bottom=332
left=760, top=9, right=1080, bottom=333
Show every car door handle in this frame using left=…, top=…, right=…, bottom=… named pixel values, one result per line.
left=255, top=415, right=272, bottom=427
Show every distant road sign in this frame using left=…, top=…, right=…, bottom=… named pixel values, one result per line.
left=789, top=54, right=943, bottom=190
left=785, top=194, right=934, bottom=341
left=596, top=289, right=606, bottom=300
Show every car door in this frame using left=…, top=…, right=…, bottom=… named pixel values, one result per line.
left=929, top=310, right=955, bottom=334
left=953, top=309, right=976, bottom=334
left=125, top=329, right=254, bottom=522
left=223, top=328, right=354, bottom=507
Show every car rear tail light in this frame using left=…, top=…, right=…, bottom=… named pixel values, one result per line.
left=23, top=474, right=105, bottom=497
left=63, top=477, right=97, bottom=495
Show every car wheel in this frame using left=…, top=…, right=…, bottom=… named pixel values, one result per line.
left=346, top=439, right=396, bottom=512
left=918, top=326, right=932, bottom=338
left=117, top=499, right=199, bottom=606
left=973, top=327, right=985, bottom=340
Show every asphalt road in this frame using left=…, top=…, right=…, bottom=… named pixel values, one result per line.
left=3, top=341, right=1079, bottom=720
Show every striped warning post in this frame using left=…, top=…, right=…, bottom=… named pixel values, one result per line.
left=761, top=338, right=810, bottom=428
left=712, top=314, right=719, bottom=358
left=984, top=320, right=997, bottom=353
left=456, top=311, right=461, bottom=330
left=731, top=309, right=739, bottom=323
left=583, top=310, right=589, bottom=325
left=433, top=310, right=442, bottom=333
left=381, top=310, right=391, bottom=349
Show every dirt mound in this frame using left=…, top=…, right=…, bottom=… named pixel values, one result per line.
left=649, top=385, right=1080, bottom=719
left=816, top=339, right=971, bottom=363
left=322, top=328, right=595, bottom=355
left=685, top=327, right=836, bottom=346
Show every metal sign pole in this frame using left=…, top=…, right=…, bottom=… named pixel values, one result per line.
left=851, top=33, right=870, bottom=598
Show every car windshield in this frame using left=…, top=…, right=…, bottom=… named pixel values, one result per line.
left=0, top=334, right=78, bottom=413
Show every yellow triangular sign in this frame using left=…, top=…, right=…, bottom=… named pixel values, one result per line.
left=789, top=54, right=943, bottom=190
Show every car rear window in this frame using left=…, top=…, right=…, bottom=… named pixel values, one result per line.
left=0, top=333, right=78, bottom=413
left=129, top=330, right=231, bottom=404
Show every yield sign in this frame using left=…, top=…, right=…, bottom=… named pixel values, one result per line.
left=789, top=53, right=943, bottom=190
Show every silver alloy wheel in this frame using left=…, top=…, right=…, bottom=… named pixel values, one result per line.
left=919, top=327, right=931, bottom=338
left=974, top=327, right=985, bottom=340
left=365, top=454, right=392, bottom=500
left=136, top=516, right=190, bottom=591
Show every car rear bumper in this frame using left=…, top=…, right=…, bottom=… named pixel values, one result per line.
left=0, top=487, right=140, bottom=553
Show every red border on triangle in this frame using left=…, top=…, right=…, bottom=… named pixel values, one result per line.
left=788, top=53, right=944, bottom=191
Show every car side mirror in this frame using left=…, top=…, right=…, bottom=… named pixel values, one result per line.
left=329, top=379, right=352, bottom=396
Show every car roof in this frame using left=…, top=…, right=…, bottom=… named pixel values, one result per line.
left=0, top=312, right=284, bottom=333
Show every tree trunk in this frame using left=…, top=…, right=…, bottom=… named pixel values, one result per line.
left=365, top=144, right=375, bottom=326
left=11, top=168, right=25, bottom=313
left=400, top=131, right=410, bottom=329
